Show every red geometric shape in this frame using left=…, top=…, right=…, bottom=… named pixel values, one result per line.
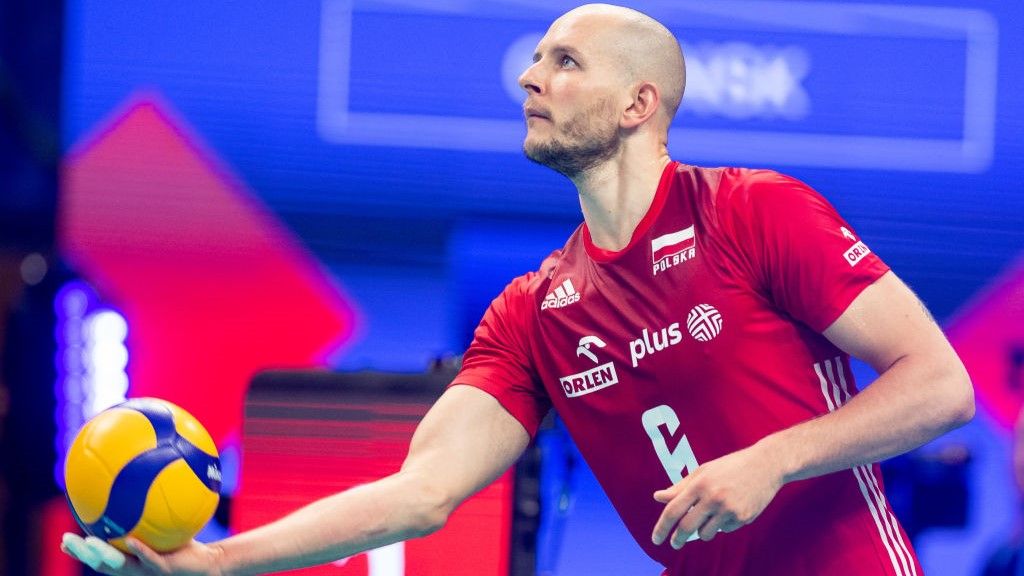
left=946, top=255, right=1024, bottom=431
left=60, top=95, right=357, bottom=446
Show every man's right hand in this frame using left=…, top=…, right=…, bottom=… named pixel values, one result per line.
left=61, top=532, right=224, bottom=576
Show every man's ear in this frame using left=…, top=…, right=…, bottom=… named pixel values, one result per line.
left=621, top=82, right=661, bottom=129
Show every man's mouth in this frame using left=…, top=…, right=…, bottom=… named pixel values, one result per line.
left=524, top=106, right=551, bottom=121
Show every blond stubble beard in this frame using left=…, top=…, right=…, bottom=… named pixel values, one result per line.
left=523, top=97, right=621, bottom=179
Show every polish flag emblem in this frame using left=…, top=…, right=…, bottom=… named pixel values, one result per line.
left=652, top=225, right=696, bottom=263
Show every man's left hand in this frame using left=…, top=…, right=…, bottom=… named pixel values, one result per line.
left=651, top=442, right=784, bottom=549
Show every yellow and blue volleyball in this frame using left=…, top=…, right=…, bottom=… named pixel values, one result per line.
left=64, top=398, right=221, bottom=553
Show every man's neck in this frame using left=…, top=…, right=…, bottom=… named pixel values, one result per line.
left=573, top=149, right=672, bottom=252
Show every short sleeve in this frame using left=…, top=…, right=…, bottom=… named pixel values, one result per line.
left=452, top=272, right=551, bottom=438
left=722, top=169, right=890, bottom=332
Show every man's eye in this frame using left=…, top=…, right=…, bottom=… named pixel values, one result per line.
left=560, top=55, right=577, bottom=68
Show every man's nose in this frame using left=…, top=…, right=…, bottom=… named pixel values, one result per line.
left=518, top=63, right=542, bottom=95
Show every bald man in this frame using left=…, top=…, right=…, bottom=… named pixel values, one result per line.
left=62, top=4, right=973, bottom=575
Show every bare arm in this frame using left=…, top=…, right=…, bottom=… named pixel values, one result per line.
left=211, top=385, right=529, bottom=575
left=652, top=271, right=974, bottom=548
left=71, top=385, right=530, bottom=575
left=766, top=270, right=974, bottom=480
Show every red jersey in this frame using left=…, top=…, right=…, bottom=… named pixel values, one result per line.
left=454, top=162, right=920, bottom=575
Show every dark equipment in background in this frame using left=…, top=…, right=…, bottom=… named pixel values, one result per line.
left=0, top=0, right=61, bottom=252
left=882, top=446, right=971, bottom=543
left=238, top=366, right=541, bottom=576
left=0, top=1, right=63, bottom=574
left=1, top=261, right=78, bottom=576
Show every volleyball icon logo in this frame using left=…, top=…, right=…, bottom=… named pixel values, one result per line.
left=64, top=398, right=221, bottom=553
left=686, top=304, right=723, bottom=342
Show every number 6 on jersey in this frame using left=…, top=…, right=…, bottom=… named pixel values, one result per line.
left=642, top=404, right=699, bottom=483
left=643, top=405, right=701, bottom=543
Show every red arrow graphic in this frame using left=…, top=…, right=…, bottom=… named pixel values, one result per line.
left=60, top=95, right=357, bottom=445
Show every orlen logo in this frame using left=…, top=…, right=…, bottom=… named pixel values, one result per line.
left=844, top=241, right=871, bottom=267
left=629, top=323, right=683, bottom=368
left=559, top=336, right=619, bottom=398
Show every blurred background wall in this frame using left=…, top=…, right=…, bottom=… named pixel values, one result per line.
left=1, top=0, right=1022, bottom=574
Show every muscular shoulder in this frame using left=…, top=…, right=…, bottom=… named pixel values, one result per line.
left=495, top=249, right=563, bottom=311
left=712, top=167, right=825, bottom=219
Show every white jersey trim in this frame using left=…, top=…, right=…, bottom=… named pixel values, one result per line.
left=814, top=357, right=917, bottom=576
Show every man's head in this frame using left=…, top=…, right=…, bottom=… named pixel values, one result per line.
left=518, top=4, right=685, bottom=179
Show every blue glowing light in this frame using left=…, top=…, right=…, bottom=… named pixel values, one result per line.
left=54, top=280, right=130, bottom=488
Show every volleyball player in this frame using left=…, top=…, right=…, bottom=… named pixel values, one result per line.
left=63, top=4, right=973, bottom=574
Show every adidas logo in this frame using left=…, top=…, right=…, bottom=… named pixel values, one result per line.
left=541, top=279, right=580, bottom=310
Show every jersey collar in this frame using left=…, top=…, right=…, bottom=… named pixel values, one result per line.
left=582, top=161, right=679, bottom=263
